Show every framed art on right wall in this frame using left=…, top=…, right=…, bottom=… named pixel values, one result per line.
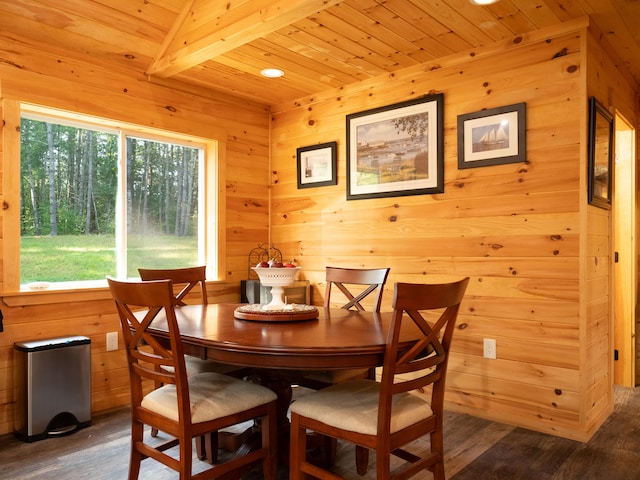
left=587, top=96, right=613, bottom=209
left=457, top=102, right=526, bottom=169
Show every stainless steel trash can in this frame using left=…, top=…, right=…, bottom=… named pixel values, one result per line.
left=14, top=336, right=91, bottom=442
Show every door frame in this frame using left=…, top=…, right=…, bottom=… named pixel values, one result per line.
left=613, top=112, right=636, bottom=386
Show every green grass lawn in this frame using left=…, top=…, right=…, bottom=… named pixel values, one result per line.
left=20, top=234, right=198, bottom=283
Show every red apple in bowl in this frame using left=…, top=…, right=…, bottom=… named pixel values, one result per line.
left=256, top=261, right=269, bottom=268
left=270, top=261, right=284, bottom=268
left=283, top=261, right=296, bottom=268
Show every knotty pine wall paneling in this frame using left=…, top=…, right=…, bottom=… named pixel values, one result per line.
left=269, top=19, right=638, bottom=441
left=582, top=21, right=639, bottom=434
left=0, top=36, right=271, bottom=434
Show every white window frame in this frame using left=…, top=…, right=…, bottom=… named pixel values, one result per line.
left=12, top=103, right=221, bottom=290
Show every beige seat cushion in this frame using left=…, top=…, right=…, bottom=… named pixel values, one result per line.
left=142, top=372, right=276, bottom=424
left=290, top=379, right=433, bottom=435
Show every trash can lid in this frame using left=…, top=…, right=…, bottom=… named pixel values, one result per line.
left=14, top=335, right=91, bottom=352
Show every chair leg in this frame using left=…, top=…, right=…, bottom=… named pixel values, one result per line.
left=195, top=435, right=205, bottom=460
left=431, top=428, right=445, bottom=480
left=262, top=403, right=278, bottom=480
left=322, top=436, right=338, bottom=466
left=129, top=420, right=144, bottom=480
left=179, top=432, right=193, bottom=479
left=195, top=432, right=218, bottom=463
left=289, top=414, right=307, bottom=480
left=355, top=446, right=369, bottom=475
left=128, top=455, right=142, bottom=480
left=433, top=461, right=446, bottom=480
left=375, top=445, right=391, bottom=479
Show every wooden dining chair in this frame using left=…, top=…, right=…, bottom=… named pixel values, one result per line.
left=325, top=266, right=390, bottom=311
left=138, top=266, right=244, bottom=462
left=108, top=277, right=278, bottom=480
left=297, top=266, right=391, bottom=390
left=289, top=277, right=470, bottom=480
left=138, top=266, right=244, bottom=376
left=137, top=266, right=208, bottom=306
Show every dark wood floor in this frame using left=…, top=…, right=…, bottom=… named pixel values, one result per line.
left=1, top=386, right=639, bottom=479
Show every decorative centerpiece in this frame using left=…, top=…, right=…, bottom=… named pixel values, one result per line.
left=236, top=264, right=318, bottom=321
left=234, top=302, right=318, bottom=322
left=251, top=264, right=300, bottom=310
left=236, top=243, right=318, bottom=321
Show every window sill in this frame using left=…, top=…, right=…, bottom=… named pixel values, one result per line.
left=2, top=280, right=112, bottom=306
left=22, top=279, right=110, bottom=292
left=2, top=279, right=225, bottom=306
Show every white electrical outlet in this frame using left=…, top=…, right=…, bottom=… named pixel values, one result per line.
left=483, top=338, right=497, bottom=359
left=106, top=331, right=118, bottom=351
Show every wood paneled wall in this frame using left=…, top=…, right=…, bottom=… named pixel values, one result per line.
left=0, top=35, right=271, bottom=433
left=583, top=21, right=639, bottom=434
left=269, top=19, right=638, bottom=441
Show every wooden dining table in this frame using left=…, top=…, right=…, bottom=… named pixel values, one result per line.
left=147, top=302, right=421, bottom=369
left=145, top=302, right=420, bottom=462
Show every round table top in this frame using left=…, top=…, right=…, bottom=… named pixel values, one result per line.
left=148, top=303, right=419, bottom=370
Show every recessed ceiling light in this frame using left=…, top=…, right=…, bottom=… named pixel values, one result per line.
left=260, top=68, right=284, bottom=78
left=470, top=0, right=499, bottom=5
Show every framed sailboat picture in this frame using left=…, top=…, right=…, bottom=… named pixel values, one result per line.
left=457, top=103, right=526, bottom=169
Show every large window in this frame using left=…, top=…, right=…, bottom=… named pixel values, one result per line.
left=18, top=106, right=217, bottom=287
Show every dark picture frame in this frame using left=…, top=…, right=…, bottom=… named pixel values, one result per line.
left=296, top=141, right=337, bottom=189
left=457, top=102, right=526, bottom=169
left=587, top=97, right=613, bottom=209
left=346, top=93, right=444, bottom=200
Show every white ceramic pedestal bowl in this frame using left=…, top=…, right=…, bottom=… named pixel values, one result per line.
left=251, top=267, right=301, bottom=310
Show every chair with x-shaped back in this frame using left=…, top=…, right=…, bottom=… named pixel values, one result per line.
left=297, top=266, right=390, bottom=390
left=108, top=277, right=277, bottom=480
left=138, top=266, right=245, bottom=462
left=295, top=266, right=390, bottom=470
left=290, top=277, right=469, bottom=480
left=137, top=266, right=208, bottom=307
left=138, top=266, right=243, bottom=373
left=325, top=266, right=389, bottom=311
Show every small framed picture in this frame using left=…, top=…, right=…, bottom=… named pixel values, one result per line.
left=457, top=103, right=526, bottom=169
left=297, top=141, right=337, bottom=189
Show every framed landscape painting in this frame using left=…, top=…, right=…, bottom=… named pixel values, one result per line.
left=346, top=93, right=444, bottom=200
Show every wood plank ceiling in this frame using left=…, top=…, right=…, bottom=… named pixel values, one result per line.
left=1, top=0, right=639, bottom=106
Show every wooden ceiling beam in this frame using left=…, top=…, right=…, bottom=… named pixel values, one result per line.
left=147, top=0, right=341, bottom=78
